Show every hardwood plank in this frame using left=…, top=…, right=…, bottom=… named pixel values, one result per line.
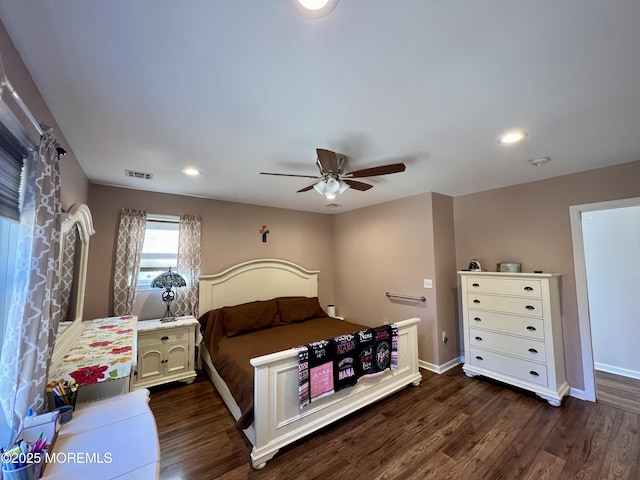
left=597, top=410, right=640, bottom=479
left=149, top=367, right=640, bottom=480
left=557, top=402, right=618, bottom=479
left=596, top=370, right=640, bottom=416
left=483, top=399, right=564, bottom=479
left=521, top=450, right=566, bottom=480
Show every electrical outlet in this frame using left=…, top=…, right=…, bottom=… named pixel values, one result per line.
left=424, top=279, right=433, bottom=288
left=442, top=331, right=448, bottom=344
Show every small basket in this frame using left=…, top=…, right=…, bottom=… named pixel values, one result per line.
left=54, top=405, right=74, bottom=425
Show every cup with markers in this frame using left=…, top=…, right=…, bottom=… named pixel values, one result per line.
left=1, top=433, right=48, bottom=480
left=46, top=379, right=78, bottom=410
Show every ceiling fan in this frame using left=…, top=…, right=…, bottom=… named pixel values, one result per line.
left=260, top=148, right=406, bottom=200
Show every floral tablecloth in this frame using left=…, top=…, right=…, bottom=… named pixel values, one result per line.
left=49, top=315, right=136, bottom=386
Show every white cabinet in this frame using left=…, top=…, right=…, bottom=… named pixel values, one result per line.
left=459, top=272, right=568, bottom=406
left=132, top=316, right=199, bottom=389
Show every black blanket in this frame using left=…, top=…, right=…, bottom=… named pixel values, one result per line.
left=297, top=324, right=398, bottom=408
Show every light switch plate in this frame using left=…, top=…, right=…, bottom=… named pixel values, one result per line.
left=424, top=279, right=433, bottom=288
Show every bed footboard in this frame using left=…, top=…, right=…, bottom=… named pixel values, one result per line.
left=248, top=317, right=421, bottom=469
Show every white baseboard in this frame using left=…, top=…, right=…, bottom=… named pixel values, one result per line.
left=594, top=362, right=640, bottom=380
left=420, top=357, right=591, bottom=404
left=419, top=357, right=462, bottom=374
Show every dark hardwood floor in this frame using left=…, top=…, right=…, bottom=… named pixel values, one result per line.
left=149, top=367, right=640, bottom=480
left=596, top=370, right=640, bottom=416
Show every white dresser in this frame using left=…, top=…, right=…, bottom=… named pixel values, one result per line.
left=459, top=272, right=568, bottom=406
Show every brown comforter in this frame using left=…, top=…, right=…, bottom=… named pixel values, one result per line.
left=199, top=309, right=366, bottom=429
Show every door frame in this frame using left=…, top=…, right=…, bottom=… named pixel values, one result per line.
left=570, top=196, right=640, bottom=402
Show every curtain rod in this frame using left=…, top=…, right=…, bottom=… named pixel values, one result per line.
left=1, top=76, right=44, bottom=136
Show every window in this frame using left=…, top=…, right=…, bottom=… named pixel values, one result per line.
left=0, top=216, right=19, bottom=356
left=137, top=215, right=180, bottom=290
left=0, top=100, right=27, bottom=384
left=0, top=100, right=31, bottom=446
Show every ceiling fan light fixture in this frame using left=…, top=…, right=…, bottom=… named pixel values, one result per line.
left=313, top=179, right=326, bottom=194
left=325, top=177, right=340, bottom=193
left=338, top=180, right=349, bottom=194
left=324, top=191, right=337, bottom=200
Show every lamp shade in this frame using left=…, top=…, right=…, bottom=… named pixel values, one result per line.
left=313, top=179, right=327, bottom=195
left=151, top=269, right=186, bottom=289
left=325, top=177, right=340, bottom=193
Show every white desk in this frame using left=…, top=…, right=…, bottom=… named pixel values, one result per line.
left=41, top=389, right=160, bottom=479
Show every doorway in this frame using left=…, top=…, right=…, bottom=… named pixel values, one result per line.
left=570, top=197, right=640, bottom=406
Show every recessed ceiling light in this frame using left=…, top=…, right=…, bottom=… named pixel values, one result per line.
left=182, top=167, right=202, bottom=176
left=498, top=130, right=528, bottom=144
left=299, top=0, right=329, bottom=9
left=529, top=156, right=551, bottom=167
left=288, top=0, right=339, bottom=17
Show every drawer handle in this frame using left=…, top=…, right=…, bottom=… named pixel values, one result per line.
left=524, top=286, right=534, bottom=291
left=528, top=348, right=538, bottom=354
left=161, top=336, right=169, bottom=341
left=472, top=283, right=480, bottom=288
left=526, top=326, right=537, bottom=331
left=473, top=299, right=481, bottom=304
left=529, top=370, right=540, bottom=377
left=475, top=355, right=483, bottom=361
left=525, top=305, right=535, bottom=310
left=474, top=317, right=482, bottom=322
left=475, top=336, right=483, bottom=341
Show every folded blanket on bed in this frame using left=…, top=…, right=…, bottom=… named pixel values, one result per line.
left=297, top=323, right=398, bottom=408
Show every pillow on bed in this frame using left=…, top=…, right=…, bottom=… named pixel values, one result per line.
left=277, top=296, right=328, bottom=324
left=222, top=299, right=281, bottom=337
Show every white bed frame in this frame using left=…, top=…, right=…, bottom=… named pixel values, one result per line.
left=198, top=258, right=422, bottom=469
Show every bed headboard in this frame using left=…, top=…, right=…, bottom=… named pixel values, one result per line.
left=198, top=259, right=319, bottom=315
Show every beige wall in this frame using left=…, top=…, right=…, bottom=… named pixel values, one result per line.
left=453, top=160, right=640, bottom=391
left=0, top=21, right=88, bottom=209
left=85, top=184, right=335, bottom=320
left=333, top=192, right=458, bottom=366
left=432, top=192, right=459, bottom=365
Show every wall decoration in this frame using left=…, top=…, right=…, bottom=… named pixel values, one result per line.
left=260, top=225, right=270, bottom=243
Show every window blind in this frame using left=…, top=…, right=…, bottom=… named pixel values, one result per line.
left=0, top=101, right=35, bottom=222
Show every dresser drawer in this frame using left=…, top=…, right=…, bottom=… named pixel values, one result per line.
left=138, top=327, right=191, bottom=347
left=466, top=276, right=541, bottom=297
left=469, top=327, right=547, bottom=363
left=469, top=347, right=548, bottom=387
left=468, top=309, right=544, bottom=339
left=467, top=293, right=543, bottom=317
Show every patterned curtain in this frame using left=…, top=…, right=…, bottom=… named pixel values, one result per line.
left=0, top=126, right=62, bottom=439
left=175, top=214, right=201, bottom=317
left=113, top=208, right=146, bottom=316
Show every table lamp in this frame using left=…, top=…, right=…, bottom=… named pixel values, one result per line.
left=151, top=268, right=187, bottom=322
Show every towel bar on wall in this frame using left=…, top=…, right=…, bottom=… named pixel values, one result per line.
left=385, top=292, right=426, bottom=302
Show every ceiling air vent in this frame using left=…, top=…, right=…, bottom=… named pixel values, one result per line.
left=125, top=169, right=153, bottom=180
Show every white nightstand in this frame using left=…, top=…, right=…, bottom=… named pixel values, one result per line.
left=132, top=315, right=200, bottom=390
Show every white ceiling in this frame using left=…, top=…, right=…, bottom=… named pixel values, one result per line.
left=2, top=1, right=639, bottom=214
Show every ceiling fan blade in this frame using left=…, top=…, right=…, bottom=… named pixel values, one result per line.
left=297, top=184, right=316, bottom=193
left=260, top=172, right=320, bottom=179
left=344, top=179, right=373, bottom=191
left=316, top=148, right=339, bottom=173
left=345, top=163, right=406, bottom=178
